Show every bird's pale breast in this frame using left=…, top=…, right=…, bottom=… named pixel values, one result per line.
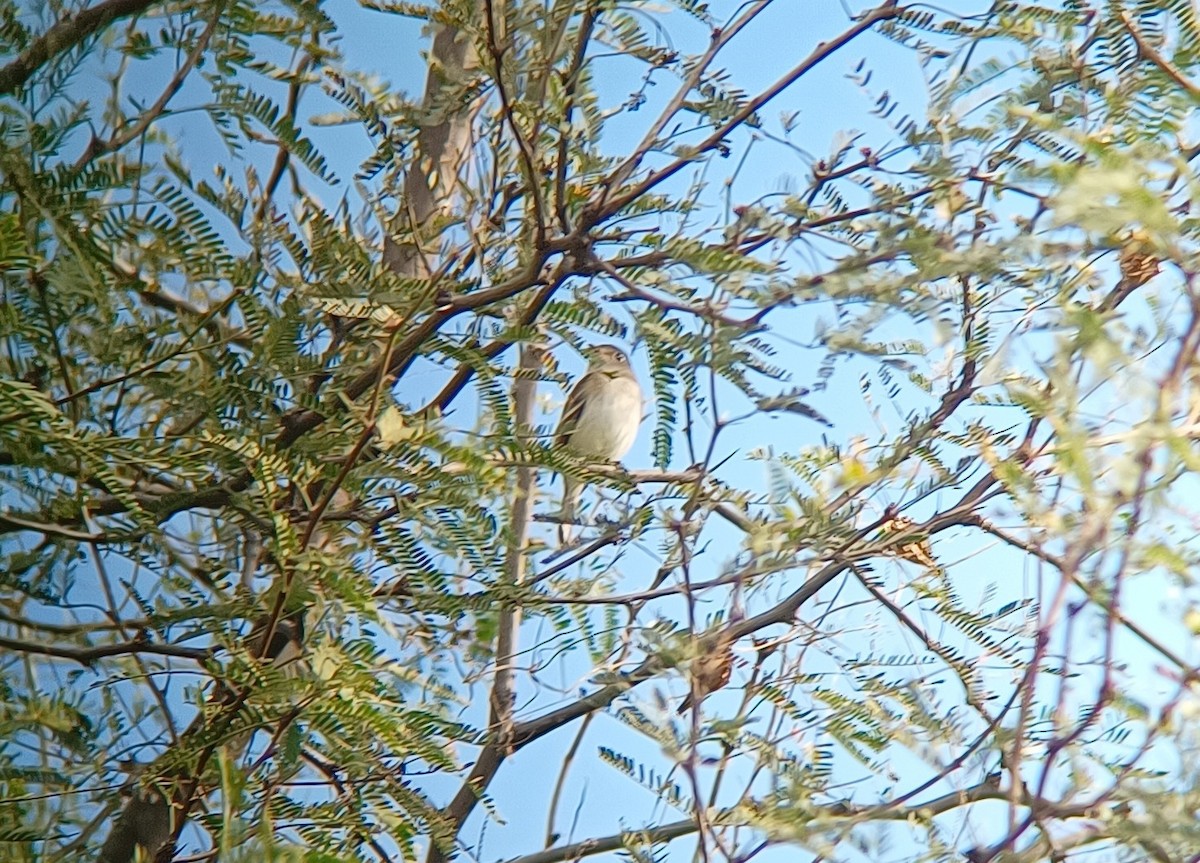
left=567, top=376, right=642, bottom=460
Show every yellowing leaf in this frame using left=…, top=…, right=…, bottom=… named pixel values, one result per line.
left=377, top=404, right=411, bottom=446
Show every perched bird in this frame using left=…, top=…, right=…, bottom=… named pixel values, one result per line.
left=247, top=606, right=306, bottom=666
left=678, top=632, right=735, bottom=714
left=554, top=344, right=643, bottom=543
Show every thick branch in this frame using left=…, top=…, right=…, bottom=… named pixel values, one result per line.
left=383, top=6, right=482, bottom=278
left=505, top=820, right=698, bottom=863
left=427, top=346, right=543, bottom=863
left=1119, top=11, right=1200, bottom=97
left=421, top=277, right=562, bottom=416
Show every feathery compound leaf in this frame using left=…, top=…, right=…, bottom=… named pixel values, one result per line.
left=639, top=312, right=682, bottom=469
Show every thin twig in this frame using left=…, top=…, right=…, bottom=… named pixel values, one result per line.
left=0, top=634, right=209, bottom=665
left=1119, top=11, right=1200, bottom=97
left=591, top=1, right=903, bottom=222
left=72, top=3, right=225, bottom=170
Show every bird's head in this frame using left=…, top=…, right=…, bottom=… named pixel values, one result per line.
left=587, top=344, right=632, bottom=371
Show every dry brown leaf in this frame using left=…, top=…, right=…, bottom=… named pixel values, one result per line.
left=879, top=515, right=940, bottom=569
left=678, top=633, right=735, bottom=714
left=1118, top=230, right=1160, bottom=291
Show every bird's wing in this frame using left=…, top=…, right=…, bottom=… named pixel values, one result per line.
left=554, top=370, right=598, bottom=448
left=248, top=607, right=305, bottom=665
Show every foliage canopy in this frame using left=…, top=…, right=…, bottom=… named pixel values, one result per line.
left=4, top=1, right=1200, bottom=862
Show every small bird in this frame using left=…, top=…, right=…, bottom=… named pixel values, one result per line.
left=554, top=344, right=643, bottom=543
left=247, top=606, right=306, bottom=666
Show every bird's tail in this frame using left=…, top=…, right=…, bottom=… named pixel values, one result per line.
left=558, top=476, right=581, bottom=545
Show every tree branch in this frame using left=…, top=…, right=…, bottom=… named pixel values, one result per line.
left=0, top=0, right=168, bottom=97
left=72, top=2, right=224, bottom=170
left=599, top=0, right=774, bottom=196
left=382, top=4, right=482, bottom=279
left=590, top=1, right=903, bottom=222
left=504, top=776, right=1114, bottom=863
left=506, top=482, right=1001, bottom=752
left=0, top=634, right=210, bottom=666
left=427, top=344, right=543, bottom=863
left=505, top=819, right=698, bottom=863
left=1119, top=11, right=1200, bottom=97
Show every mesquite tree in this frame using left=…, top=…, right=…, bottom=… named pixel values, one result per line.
left=3, top=1, right=1200, bottom=861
